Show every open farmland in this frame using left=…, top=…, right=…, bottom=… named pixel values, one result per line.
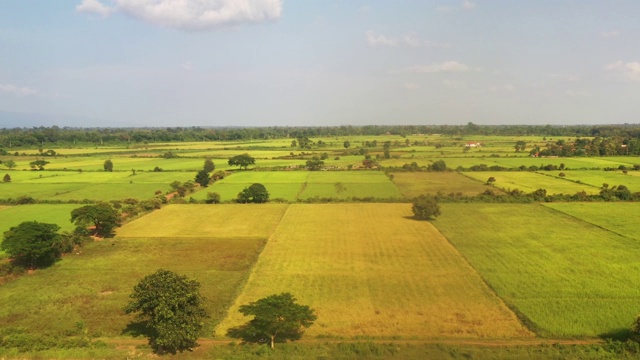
left=544, top=203, right=640, bottom=241
left=189, top=172, right=308, bottom=202
left=434, top=203, right=640, bottom=337
left=216, top=203, right=532, bottom=339
left=463, top=171, right=600, bottom=194
left=299, top=172, right=402, bottom=200
left=0, top=170, right=194, bottom=201
left=391, top=172, right=494, bottom=197
left=0, top=204, right=290, bottom=338
left=547, top=170, right=640, bottom=192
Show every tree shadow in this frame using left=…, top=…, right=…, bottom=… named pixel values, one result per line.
left=599, top=328, right=631, bottom=341
left=121, top=320, right=150, bottom=338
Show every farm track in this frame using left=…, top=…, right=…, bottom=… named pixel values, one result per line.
left=103, top=337, right=605, bottom=348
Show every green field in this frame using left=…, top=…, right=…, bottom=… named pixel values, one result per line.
left=391, top=172, right=494, bottom=197
left=548, top=170, right=640, bottom=192
left=434, top=203, right=640, bottom=337
left=217, top=204, right=531, bottom=339
left=544, top=203, right=640, bottom=241
left=299, top=172, right=402, bottom=200
left=463, top=171, right=600, bottom=194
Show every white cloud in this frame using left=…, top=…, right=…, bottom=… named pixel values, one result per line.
left=399, top=61, right=470, bottom=74
left=181, top=61, right=194, bottom=71
left=600, top=30, right=620, bottom=39
left=76, top=0, right=114, bottom=16
left=462, top=1, right=476, bottom=10
left=605, top=61, right=640, bottom=81
left=75, top=0, right=283, bottom=30
left=566, top=90, right=590, bottom=97
left=366, top=31, right=449, bottom=48
left=0, top=84, right=38, bottom=96
left=437, top=1, right=476, bottom=13
left=403, top=82, right=420, bottom=90
left=490, top=84, right=515, bottom=92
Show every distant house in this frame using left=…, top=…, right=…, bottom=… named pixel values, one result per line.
left=465, top=142, right=482, bottom=148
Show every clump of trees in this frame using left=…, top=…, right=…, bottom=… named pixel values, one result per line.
left=3, top=173, right=10, bottom=182
left=29, top=159, right=49, bottom=170
left=237, top=183, right=269, bottom=203
left=227, top=292, right=316, bottom=349
left=412, top=195, right=441, bottom=220
left=124, top=269, right=209, bottom=354
left=306, top=156, right=324, bottom=171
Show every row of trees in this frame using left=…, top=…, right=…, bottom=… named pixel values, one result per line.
left=125, top=269, right=315, bottom=353
left=6, top=123, right=640, bottom=147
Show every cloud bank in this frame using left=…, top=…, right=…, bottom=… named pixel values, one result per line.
left=605, top=61, right=640, bottom=81
left=0, top=84, right=38, bottom=96
left=366, top=31, right=449, bottom=48
left=76, top=0, right=283, bottom=30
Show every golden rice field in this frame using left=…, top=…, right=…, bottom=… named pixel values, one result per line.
left=117, top=204, right=289, bottom=238
left=216, top=203, right=532, bottom=339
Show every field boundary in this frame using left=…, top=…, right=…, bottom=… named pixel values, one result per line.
left=541, top=204, right=638, bottom=242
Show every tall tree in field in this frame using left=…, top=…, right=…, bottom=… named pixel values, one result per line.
left=124, top=269, right=209, bottom=354
left=228, top=153, right=255, bottom=170
left=412, top=195, right=441, bottom=220
left=3, top=173, right=10, bottom=182
left=194, top=170, right=210, bottom=187
left=343, top=140, right=350, bottom=149
left=103, top=159, right=113, bottom=172
left=227, top=293, right=316, bottom=349
left=4, top=159, right=16, bottom=169
left=203, top=158, right=215, bottom=173
left=70, top=202, right=120, bottom=237
left=237, top=183, right=269, bottom=203
left=1, top=221, right=62, bottom=269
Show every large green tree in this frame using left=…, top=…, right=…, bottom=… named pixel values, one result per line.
left=237, top=183, right=269, bottom=203
left=124, top=269, right=209, bottom=354
left=228, top=153, right=255, bottom=170
left=227, top=292, right=316, bottom=349
left=411, top=195, right=441, bottom=220
left=70, top=202, right=120, bottom=237
left=1, top=221, right=62, bottom=269
left=203, top=158, right=215, bottom=173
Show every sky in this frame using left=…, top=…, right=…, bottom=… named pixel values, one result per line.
left=1, top=0, right=639, bottom=128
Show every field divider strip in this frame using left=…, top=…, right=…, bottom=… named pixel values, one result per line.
left=213, top=204, right=292, bottom=337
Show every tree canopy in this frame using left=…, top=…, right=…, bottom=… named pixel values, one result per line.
left=70, top=203, right=120, bottom=237
left=203, top=158, right=215, bottom=173
left=227, top=292, right=316, bottom=349
left=237, top=183, right=269, bottom=203
left=194, top=170, right=211, bottom=188
left=103, top=159, right=113, bottom=172
left=124, top=269, right=209, bottom=354
left=411, top=195, right=441, bottom=220
left=228, top=153, right=255, bottom=170
left=1, top=221, right=62, bottom=269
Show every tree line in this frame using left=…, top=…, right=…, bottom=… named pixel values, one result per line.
left=5, top=123, right=640, bottom=147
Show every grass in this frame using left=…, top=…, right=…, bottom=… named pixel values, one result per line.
left=462, top=171, right=600, bottom=194
left=391, top=172, right=495, bottom=197
left=433, top=203, right=640, bottom=337
left=216, top=203, right=531, bottom=339
left=549, top=170, right=640, bottom=192
left=189, top=172, right=308, bottom=201
left=544, top=202, right=640, bottom=241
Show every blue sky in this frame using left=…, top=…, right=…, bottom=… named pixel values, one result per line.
left=1, top=0, right=639, bottom=128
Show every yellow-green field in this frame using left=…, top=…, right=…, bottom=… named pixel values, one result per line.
left=117, top=204, right=289, bottom=238
left=391, top=172, right=494, bottom=197
left=216, top=204, right=531, bottom=339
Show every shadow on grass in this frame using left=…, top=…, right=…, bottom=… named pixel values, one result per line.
left=121, top=320, right=151, bottom=338
left=599, top=328, right=631, bottom=341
